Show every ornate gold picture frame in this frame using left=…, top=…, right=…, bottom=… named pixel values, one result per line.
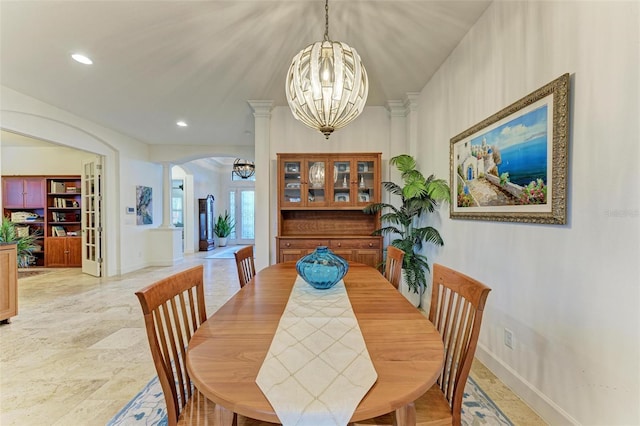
left=450, top=73, right=570, bottom=224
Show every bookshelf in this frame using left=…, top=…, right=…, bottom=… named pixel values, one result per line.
left=2, top=177, right=46, bottom=266
left=45, top=177, right=82, bottom=267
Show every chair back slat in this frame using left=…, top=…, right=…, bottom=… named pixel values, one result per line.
left=136, top=265, right=207, bottom=426
left=383, top=246, right=405, bottom=289
left=429, top=264, right=491, bottom=425
left=234, top=246, right=256, bottom=288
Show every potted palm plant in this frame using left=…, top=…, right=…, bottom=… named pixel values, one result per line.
left=213, top=210, right=235, bottom=247
left=363, top=154, right=450, bottom=299
left=0, top=216, right=40, bottom=268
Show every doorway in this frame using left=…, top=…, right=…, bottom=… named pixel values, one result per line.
left=229, top=188, right=255, bottom=245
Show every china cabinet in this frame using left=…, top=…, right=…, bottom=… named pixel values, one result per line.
left=276, top=153, right=382, bottom=268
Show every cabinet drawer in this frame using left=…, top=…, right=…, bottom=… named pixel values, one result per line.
left=278, top=239, right=329, bottom=249
left=329, top=238, right=381, bottom=250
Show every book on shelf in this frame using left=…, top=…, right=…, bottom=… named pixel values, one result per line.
left=53, top=198, right=78, bottom=208
left=50, top=181, right=66, bottom=193
left=52, top=226, right=66, bottom=237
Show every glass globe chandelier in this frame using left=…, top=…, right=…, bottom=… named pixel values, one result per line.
left=285, top=0, right=368, bottom=139
left=233, top=158, right=255, bottom=179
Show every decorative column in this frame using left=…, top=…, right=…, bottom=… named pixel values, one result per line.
left=404, top=93, right=420, bottom=158
left=385, top=100, right=408, bottom=185
left=161, top=162, right=173, bottom=228
left=149, top=162, right=183, bottom=266
left=248, top=100, right=273, bottom=272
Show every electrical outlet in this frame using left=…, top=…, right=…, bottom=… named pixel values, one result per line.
left=504, top=328, right=514, bottom=349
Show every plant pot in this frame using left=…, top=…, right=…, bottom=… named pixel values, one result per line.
left=218, top=237, right=228, bottom=247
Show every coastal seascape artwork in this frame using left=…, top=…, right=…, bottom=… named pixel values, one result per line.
left=450, top=74, right=570, bottom=224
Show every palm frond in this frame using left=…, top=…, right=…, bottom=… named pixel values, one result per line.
left=389, top=154, right=416, bottom=173
left=414, top=226, right=445, bottom=246
left=381, top=181, right=403, bottom=197
left=425, top=176, right=452, bottom=204
left=373, top=226, right=403, bottom=236
left=362, top=202, right=397, bottom=215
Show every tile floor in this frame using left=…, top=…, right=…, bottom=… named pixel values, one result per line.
left=0, top=251, right=546, bottom=425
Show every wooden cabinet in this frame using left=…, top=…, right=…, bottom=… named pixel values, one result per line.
left=45, top=237, right=82, bottom=267
left=278, top=236, right=381, bottom=266
left=2, top=175, right=82, bottom=268
left=198, top=194, right=215, bottom=251
left=276, top=153, right=382, bottom=269
left=2, top=177, right=45, bottom=208
left=2, top=177, right=46, bottom=266
left=0, top=244, right=18, bottom=323
left=278, top=153, right=380, bottom=209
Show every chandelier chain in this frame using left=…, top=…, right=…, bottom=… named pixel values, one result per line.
left=324, top=0, right=330, bottom=41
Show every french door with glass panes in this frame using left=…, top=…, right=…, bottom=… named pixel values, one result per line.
left=229, top=189, right=255, bottom=245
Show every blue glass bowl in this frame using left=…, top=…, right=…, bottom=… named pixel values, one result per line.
left=296, top=246, right=349, bottom=290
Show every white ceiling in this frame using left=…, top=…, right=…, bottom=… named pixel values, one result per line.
left=0, top=0, right=491, bottom=148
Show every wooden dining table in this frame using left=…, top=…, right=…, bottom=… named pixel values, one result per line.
left=186, top=261, right=444, bottom=425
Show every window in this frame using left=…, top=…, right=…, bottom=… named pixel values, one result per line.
left=171, top=179, right=184, bottom=227
left=229, top=189, right=254, bottom=242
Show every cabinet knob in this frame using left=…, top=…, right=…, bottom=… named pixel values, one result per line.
left=368, top=243, right=373, bottom=247
left=286, top=242, right=291, bottom=247
left=337, top=243, right=342, bottom=247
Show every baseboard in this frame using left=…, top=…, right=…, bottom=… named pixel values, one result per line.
left=475, top=343, right=579, bottom=425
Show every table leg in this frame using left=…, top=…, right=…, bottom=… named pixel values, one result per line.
left=394, top=401, right=416, bottom=426
left=214, top=403, right=238, bottom=426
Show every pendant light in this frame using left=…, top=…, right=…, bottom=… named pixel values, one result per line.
left=233, top=158, right=255, bottom=179
left=285, top=0, right=368, bottom=139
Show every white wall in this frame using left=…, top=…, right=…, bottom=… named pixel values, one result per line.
left=119, top=158, right=163, bottom=273
left=1, top=86, right=157, bottom=276
left=268, top=106, right=394, bottom=263
left=1, top=145, right=88, bottom=175
left=417, top=1, right=639, bottom=424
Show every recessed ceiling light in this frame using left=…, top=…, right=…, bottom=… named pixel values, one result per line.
left=176, top=121, right=188, bottom=127
left=71, top=53, right=93, bottom=65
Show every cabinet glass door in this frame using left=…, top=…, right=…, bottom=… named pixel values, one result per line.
left=306, top=160, right=328, bottom=206
left=356, top=160, right=375, bottom=205
left=332, top=160, right=351, bottom=205
left=282, top=161, right=302, bottom=206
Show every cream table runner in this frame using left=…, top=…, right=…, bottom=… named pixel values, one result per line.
left=255, top=275, right=378, bottom=426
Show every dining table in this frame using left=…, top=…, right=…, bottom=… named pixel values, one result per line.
left=186, top=261, right=444, bottom=426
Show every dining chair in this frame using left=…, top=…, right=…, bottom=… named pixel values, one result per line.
left=354, top=263, right=491, bottom=426
left=234, top=245, right=256, bottom=288
left=383, top=246, right=405, bottom=290
left=135, top=265, right=228, bottom=426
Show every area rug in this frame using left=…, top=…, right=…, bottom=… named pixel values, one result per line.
left=107, top=375, right=513, bottom=425
left=204, top=245, right=246, bottom=259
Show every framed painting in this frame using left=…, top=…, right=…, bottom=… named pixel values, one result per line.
left=450, top=73, right=570, bottom=224
left=136, top=185, right=153, bottom=225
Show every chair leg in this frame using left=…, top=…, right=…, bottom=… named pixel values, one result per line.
left=394, top=402, right=416, bottom=426
left=214, top=403, right=238, bottom=426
